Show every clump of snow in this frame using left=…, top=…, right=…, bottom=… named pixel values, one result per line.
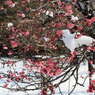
left=62, top=29, right=95, bottom=53
left=43, top=37, right=50, bottom=42
left=71, top=15, right=79, bottom=22
left=92, top=73, right=95, bottom=80
left=75, top=35, right=95, bottom=47
left=7, top=23, right=13, bottom=27
left=43, top=10, right=54, bottom=17
left=62, top=29, right=76, bottom=53
left=11, top=3, right=16, bottom=7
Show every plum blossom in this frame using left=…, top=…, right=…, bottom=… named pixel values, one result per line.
left=67, top=23, right=75, bottom=29
left=8, top=50, right=13, bottom=55
left=17, top=13, right=25, bottom=18
left=5, top=0, right=16, bottom=8
left=56, top=30, right=63, bottom=37
left=0, top=7, right=4, bottom=10
left=6, top=0, right=12, bottom=5
left=11, top=41, right=18, bottom=48
left=3, top=84, right=8, bottom=88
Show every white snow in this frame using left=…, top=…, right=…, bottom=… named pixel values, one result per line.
left=43, top=37, right=50, bottom=42
left=71, top=15, right=79, bottom=22
left=0, top=58, right=94, bottom=95
left=11, top=4, right=16, bottom=8
left=75, top=35, right=94, bottom=47
left=43, top=10, right=54, bottom=17
left=7, top=23, right=13, bottom=27
left=62, top=29, right=95, bottom=53
left=62, top=29, right=76, bottom=53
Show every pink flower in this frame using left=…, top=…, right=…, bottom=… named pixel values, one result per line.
left=87, top=84, right=95, bottom=93
left=85, top=19, right=92, bottom=26
left=3, top=84, right=8, bottom=88
left=42, top=90, right=47, bottom=95
left=50, top=46, right=57, bottom=50
left=6, top=0, right=12, bottom=5
left=24, top=47, right=30, bottom=53
left=66, top=58, right=71, bottom=62
left=8, top=4, right=12, bottom=7
left=6, top=79, right=10, bottom=82
left=67, top=23, right=75, bottom=29
left=11, top=41, right=18, bottom=48
left=8, top=50, right=13, bottom=55
left=87, top=46, right=92, bottom=50
left=0, top=7, right=4, bottom=10
left=77, top=26, right=83, bottom=30
left=57, top=1, right=62, bottom=6
left=91, top=17, right=95, bottom=23
left=21, top=4, right=26, bottom=7
left=48, top=58, right=53, bottom=64
left=6, top=0, right=16, bottom=8
left=3, top=46, right=8, bottom=50
left=7, top=61, right=14, bottom=64
left=73, top=51, right=78, bottom=55
left=0, top=76, right=3, bottom=79
left=51, top=21, right=56, bottom=27
left=91, top=80, right=95, bottom=85
left=91, top=47, right=95, bottom=51
left=23, top=31, right=29, bottom=36
left=89, top=61, right=93, bottom=64
left=65, top=5, right=72, bottom=10
left=17, top=13, right=25, bottom=18
left=47, top=71, right=55, bottom=76
left=25, top=64, right=30, bottom=68
left=87, top=47, right=95, bottom=51
left=9, top=34, right=14, bottom=39
left=67, top=10, right=73, bottom=15
left=70, top=54, right=75, bottom=59
left=39, top=0, right=43, bottom=1
left=21, top=1, right=26, bottom=3
left=3, top=44, right=8, bottom=49
left=56, top=22, right=62, bottom=28
left=56, top=30, right=63, bottom=36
